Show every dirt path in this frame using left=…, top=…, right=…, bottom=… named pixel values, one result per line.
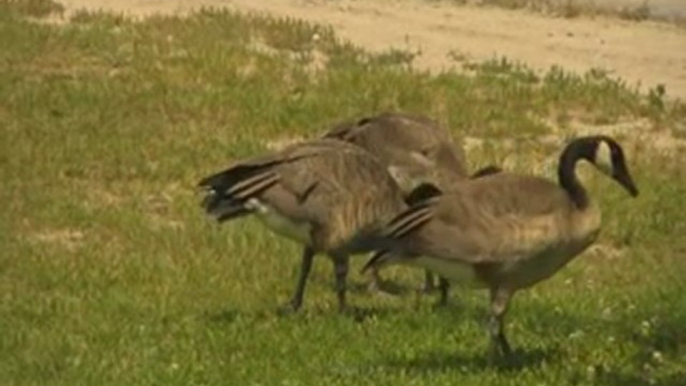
left=58, top=0, right=686, bottom=100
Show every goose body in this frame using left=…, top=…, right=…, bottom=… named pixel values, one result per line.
left=323, top=112, right=469, bottom=192
left=388, top=174, right=603, bottom=289
left=323, top=111, right=480, bottom=295
left=246, top=198, right=313, bottom=245
left=364, top=135, right=639, bottom=362
left=199, top=139, right=406, bottom=312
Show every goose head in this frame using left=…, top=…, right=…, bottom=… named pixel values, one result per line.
left=588, top=136, right=639, bottom=197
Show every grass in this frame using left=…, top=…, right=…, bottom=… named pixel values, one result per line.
left=2, top=0, right=63, bottom=17
left=1, top=0, right=685, bottom=385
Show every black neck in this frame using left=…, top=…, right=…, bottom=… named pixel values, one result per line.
left=557, top=140, right=596, bottom=209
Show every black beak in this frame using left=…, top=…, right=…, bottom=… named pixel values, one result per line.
left=615, top=171, right=639, bottom=197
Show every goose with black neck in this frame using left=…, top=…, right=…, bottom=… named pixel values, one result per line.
left=362, top=135, right=639, bottom=364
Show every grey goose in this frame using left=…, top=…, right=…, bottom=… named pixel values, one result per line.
left=322, top=111, right=487, bottom=295
left=198, top=139, right=408, bottom=313
left=362, top=135, right=639, bottom=362
left=322, top=111, right=469, bottom=192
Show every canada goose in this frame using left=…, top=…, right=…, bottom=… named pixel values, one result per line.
left=405, top=162, right=504, bottom=306
left=197, top=139, right=408, bottom=313
left=322, top=112, right=471, bottom=294
left=322, top=111, right=469, bottom=192
left=362, top=135, right=639, bottom=362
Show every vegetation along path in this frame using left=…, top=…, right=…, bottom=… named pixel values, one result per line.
left=60, top=0, right=686, bottom=100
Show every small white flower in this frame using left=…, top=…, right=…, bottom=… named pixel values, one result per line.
left=652, top=351, right=663, bottom=363
left=602, top=307, right=612, bottom=318
left=569, top=330, right=584, bottom=339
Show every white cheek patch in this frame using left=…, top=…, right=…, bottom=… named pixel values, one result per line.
left=594, top=141, right=614, bottom=176
left=409, top=150, right=433, bottom=167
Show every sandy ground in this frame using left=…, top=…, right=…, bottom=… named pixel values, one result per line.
left=56, top=0, right=686, bottom=100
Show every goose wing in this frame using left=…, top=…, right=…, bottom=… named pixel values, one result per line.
left=197, top=140, right=341, bottom=221
left=270, top=140, right=405, bottom=240
left=323, top=113, right=467, bottom=191
left=374, top=173, right=576, bottom=265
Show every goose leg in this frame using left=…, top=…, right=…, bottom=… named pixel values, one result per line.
left=366, top=267, right=384, bottom=292
left=435, top=276, right=450, bottom=307
left=332, top=253, right=350, bottom=312
left=423, top=270, right=436, bottom=293
left=280, top=247, right=315, bottom=314
left=424, top=272, right=451, bottom=305
left=487, top=287, right=513, bottom=364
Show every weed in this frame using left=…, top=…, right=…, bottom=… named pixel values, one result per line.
left=1, top=0, right=63, bottom=18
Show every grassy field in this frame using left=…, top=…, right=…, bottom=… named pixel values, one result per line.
left=1, top=1, right=685, bottom=385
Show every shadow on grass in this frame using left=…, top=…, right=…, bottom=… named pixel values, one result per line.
left=381, top=346, right=561, bottom=373
left=203, top=303, right=405, bottom=324
left=204, top=308, right=241, bottom=324
left=597, top=371, right=686, bottom=386
left=625, top=313, right=685, bottom=356
left=322, top=277, right=417, bottom=296
left=343, top=305, right=407, bottom=323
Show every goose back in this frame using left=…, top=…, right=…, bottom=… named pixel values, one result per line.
left=199, top=139, right=407, bottom=254
left=378, top=172, right=602, bottom=289
left=323, top=112, right=468, bottom=193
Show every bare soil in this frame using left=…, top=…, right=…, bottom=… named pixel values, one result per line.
left=56, top=0, right=686, bottom=100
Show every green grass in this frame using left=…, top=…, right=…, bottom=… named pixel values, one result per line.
left=1, top=1, right=685, bottom=385
left=2, top=0, right=63, bottom=18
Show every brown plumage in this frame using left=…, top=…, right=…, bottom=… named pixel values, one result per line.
left=198, top=139, right=407, bottom=313
left=322, top=111, right=477, bottom=295
left=323, top=111, right=469, bottom=192
left=363, top=135, right=639, bottom=363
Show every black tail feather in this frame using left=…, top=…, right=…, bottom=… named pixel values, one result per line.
left=470, top=164, right=502, bottom=179
left=197, top=161, right=284, bottom=219
left=404, top=182, right=443, bottom=206
left=386, top=206, right=433, bottom=239
left=322, top=116, right=373, bottom=142
left=197, top=160, right=283, bottom=190
left=361, top=249, right=389, bottom=274
left=226, top=172, right=279, bottom=200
